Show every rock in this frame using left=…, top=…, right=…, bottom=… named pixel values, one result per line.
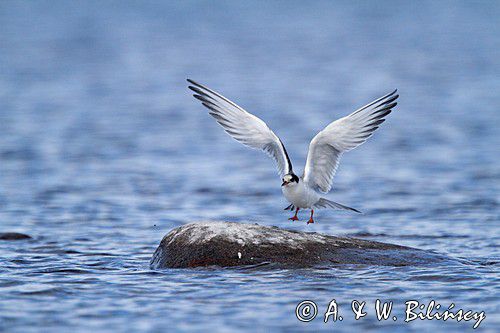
left=0, top=232, right=32, bottom=240
left=150, top=222, right=447, bottom=269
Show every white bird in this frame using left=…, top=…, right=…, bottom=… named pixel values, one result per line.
left=188, top=79, right=398, bottom=224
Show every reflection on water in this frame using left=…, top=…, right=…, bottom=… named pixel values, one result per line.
left=0, top=1, right=498, bottom=332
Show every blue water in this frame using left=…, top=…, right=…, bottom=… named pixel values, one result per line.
left=0, top=1, right=499, bottom=332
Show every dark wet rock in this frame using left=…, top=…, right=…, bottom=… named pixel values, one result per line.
left=0, top=232, right=32, bottom=240
left=150, top=222, right=447, bottom=269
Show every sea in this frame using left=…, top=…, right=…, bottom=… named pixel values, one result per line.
left=0, top=1, right=498, bottom=332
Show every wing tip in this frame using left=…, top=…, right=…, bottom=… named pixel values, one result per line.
left=187, top=79, right=205, bottom=91
left=385, top=89, right=398, bottom=100
left=352, top=207, right=363, bottom=214
left=390, top=90, right=399, bottom=101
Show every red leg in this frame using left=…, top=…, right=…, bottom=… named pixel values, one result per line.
left=307, top=209, right=315, bottom=224
left=288, top=207, right=299, bottom=221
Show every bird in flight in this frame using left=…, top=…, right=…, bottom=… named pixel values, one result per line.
left=187, top=79, right=398, bottom=224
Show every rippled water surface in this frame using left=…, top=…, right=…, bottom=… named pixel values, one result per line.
left=0, top=1, right=499, bottom=332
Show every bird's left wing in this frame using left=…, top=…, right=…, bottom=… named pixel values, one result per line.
left=303, top=90, right=399, bottom=193
left=187, top=79, right=292, bottom=178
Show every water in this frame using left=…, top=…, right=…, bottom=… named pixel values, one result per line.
left=0, top=1, right=498, bottom=332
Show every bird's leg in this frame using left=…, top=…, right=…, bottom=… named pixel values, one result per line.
left=307, top=209, right=315, bottom=224
left=288, top=208, right=299, bottom=221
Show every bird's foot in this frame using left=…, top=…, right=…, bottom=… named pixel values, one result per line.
left=288, top=216, right=299, bottom=221
left=306, top=209, right=315, bottom=224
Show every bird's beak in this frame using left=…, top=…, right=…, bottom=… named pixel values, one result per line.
left=281, top=181, right=288, bottom=186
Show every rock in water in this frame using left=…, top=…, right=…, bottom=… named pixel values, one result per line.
left=0, top=232, right=32, bottom=240
left=150, top=222, right=447, bottom=269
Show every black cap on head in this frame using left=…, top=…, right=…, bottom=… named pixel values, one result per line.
left=282, top=173, right=299, bottom=184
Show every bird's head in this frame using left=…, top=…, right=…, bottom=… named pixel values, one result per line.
left=281, top=173, right=299, bottom=187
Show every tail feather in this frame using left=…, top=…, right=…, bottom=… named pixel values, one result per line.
left=314, top=198, right=362, bottom=213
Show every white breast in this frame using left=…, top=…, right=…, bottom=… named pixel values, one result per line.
left=282, top=180, right=320, bottom=209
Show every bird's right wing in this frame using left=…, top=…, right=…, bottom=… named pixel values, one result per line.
left=187, top=79, right=293, bottom=178
left=303, top=90, right=399, bottom=193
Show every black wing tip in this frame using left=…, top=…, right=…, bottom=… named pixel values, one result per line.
left=188, top=86, right=211, bottom=100
left=187, top=79, right=206, bottom=91
left=387, top=89, right=398, bottom=97
left=384, top=89, right=399, bottom=101
left=193, top=94, right=207, bottom=103
left=383, top=89, right=399, bottom=102
left=352, top=207, right=362, bottom=214
left=373, top=90, right=398, bottom=112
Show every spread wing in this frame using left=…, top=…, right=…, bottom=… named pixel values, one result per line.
left=303, top=90, right=399, bottom=193
left=187, top=79, right=292, bottom=178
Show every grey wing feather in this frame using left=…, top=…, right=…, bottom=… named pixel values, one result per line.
left=188, top=79, right=293, bottom=178
left=303, top=90, right=399, bottom=193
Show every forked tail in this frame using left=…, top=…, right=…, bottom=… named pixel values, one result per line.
left=314, top=198, right=362, bottom=213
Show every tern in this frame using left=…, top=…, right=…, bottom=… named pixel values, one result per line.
left=188, top=79, right=398, bottom=224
